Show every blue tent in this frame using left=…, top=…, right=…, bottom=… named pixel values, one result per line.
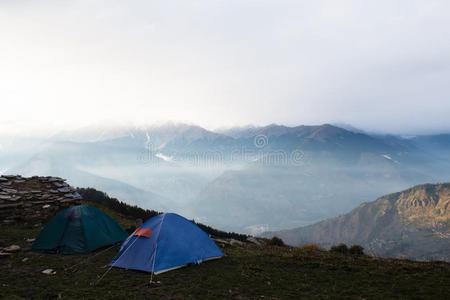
left=109, top=213, right=223, bottom=274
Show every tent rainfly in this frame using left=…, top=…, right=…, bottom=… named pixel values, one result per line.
left=32, top=205, right=129, bottom=254
left=109, top=213, right=224, bottom=274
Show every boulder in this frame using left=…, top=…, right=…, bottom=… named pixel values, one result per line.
left=42, top=269, right=56, bottom=275
left=247, top=236, right=262, bottom=245
left=3, top=245, right=21, bottom=253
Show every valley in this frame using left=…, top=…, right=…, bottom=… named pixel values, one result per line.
left=2, top=123, right=450, bottom=235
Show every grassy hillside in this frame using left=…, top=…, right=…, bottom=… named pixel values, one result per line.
left=1, top=203, right=450, bottom=299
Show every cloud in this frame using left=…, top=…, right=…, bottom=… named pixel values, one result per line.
left=155, top=153, right=173, bottom=162
left=0, top=0, right=449, bottom=134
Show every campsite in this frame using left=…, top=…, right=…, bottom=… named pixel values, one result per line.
left=1, top=193, right=450, bottom=299
left=2, top=1, right=450, bottom=298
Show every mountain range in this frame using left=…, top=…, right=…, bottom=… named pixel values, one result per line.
left=1, top=122, right=450, bottom=235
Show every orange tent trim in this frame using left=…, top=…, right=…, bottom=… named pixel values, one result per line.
left=134, top=228, right=152, bottom=238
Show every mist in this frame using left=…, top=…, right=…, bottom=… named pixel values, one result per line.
left=1, top=122, right=449, bottom=234
left=1, top=0, right=450, bottom=134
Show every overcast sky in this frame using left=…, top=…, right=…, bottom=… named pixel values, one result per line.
left=1, top=0, right=450, bottom=135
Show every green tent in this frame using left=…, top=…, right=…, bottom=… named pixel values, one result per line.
left=32, top=205, right=128, bottom=254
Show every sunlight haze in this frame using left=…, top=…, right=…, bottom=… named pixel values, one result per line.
left=1, top=0, right=450, bottom=134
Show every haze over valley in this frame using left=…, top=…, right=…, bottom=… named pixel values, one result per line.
left=2, top=122, right=450, bottom=235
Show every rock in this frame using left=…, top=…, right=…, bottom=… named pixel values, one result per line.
left=42, top=269, right=56, bottom=275
left=230, top=239, right=244, bottom=246
left=247, top=237, right=262, bottom=245
left=0, top=203, right=23, bottom=209
left=212, top=238, right=230, bottom=245
left=0, top=175, right=81, bottom=225
left=31, top=201, right=45, bottom=204
left=22, top=257, right=29, bottom=262
left=3, top=245, right=21, bottom=253
left=0, top=252, right=13, bottom=257
left=60, top=198, right=76, bottom=203
left=8, top=196, right=22, bottom=202
left=26, top=238, right=36, bottom=243
left=58, top=187, right=71, bottom=193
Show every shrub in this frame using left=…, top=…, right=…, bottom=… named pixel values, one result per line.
left=349, top=245, right=364, bottom=255
left=268, top=236, right=286, bottom=247
left=330, top=243, right=348, bottom=254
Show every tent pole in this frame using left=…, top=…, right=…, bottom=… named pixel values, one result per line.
left=150, top=214, right=165, bottom=284
left=149, top=241, right=158, bottom=284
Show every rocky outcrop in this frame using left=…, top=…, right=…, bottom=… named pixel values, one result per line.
left=264, top=183, right=450, bottom=262
left=0, top=175, right=82, bottom=226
